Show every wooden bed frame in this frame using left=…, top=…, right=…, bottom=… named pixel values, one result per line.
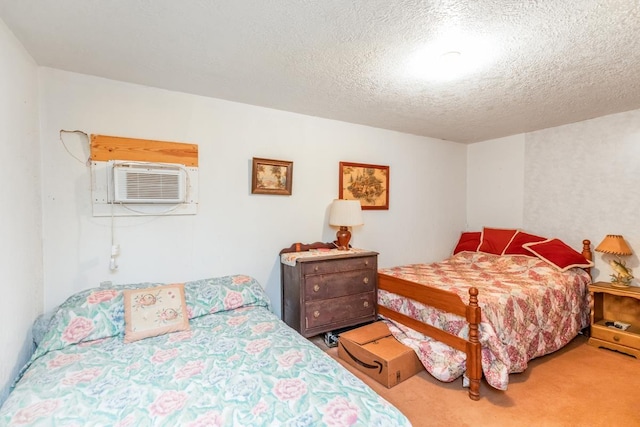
left=377, top=239, right=593, bottom=401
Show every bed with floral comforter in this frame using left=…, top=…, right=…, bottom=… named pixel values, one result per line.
left=378, top=252, right=591, bottom=391
left=0, top=275, right=411, bottom=426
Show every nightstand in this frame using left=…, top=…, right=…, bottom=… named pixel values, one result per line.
left=588, top=281, right=640, bottom=358
left=280, top=245, right=378, bottom=338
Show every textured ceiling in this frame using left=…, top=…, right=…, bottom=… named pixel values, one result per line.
left=1, top=1, right=639, bottom=143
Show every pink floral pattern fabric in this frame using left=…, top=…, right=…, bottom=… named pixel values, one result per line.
left=0, top=276, right=410, bottom=426
left=378, top=252, right=591, bottom=390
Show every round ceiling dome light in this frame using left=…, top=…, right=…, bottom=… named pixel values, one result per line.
left=403, top=32, right=497, bottom=82
left=405, top=48, right=466, bottom=81
left=439, top=51, right=463, bottom=73
left=441, top=51, right=462, bottom=64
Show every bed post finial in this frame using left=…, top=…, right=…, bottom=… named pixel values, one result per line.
left=582, top=239, right=592, bottom=277
left=582, top=240, right=591, bottom=260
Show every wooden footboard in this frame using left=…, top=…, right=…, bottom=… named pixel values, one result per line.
left=377, top=239, right=592, bottom=401
left=377, top=273, right=482, bottom=400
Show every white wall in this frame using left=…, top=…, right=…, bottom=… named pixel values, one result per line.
left=0, top=19, right=42, bottom=403
left=466, top=134, right=525, bottom=230
left=468, top=110, right=640, bottom=285
left=39, top=68, right=467, bottom=317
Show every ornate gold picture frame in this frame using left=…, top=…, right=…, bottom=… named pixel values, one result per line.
left=339, top=161, right=389, bottom=210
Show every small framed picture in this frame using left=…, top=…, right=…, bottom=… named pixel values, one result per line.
left=251, top=157, right=293, bottom=195
left=339, top=161, right=389, bottom=210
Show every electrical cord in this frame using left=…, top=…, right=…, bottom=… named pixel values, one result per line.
left=59, top=129, right=90, bottom=165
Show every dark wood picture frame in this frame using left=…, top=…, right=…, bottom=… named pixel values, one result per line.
left=251, top=157, right=293, bottom=195
left=339, top=161, right=389, bottom=210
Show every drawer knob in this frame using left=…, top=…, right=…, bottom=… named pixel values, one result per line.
left=363, top=301, right=369, bottom=308
left=363, top=277, right=369, bottom=284
left=313, top=310, right=320, bottom=318
left=314, top=266, right=319, bottom=272
left=365, top=260, right=369, bottom=266
left=613, top=335, right=620, bottom=342
left=313, top=284, right=320, bottom=292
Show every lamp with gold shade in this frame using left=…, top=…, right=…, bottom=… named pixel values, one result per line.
left=329, top=199, right=363, bottom=250
left=595, top=234, right=634, bottom=287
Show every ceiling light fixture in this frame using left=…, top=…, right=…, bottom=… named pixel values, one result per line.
left=408, top=49, right=465, bottom=81
left=403, top=31, right=497, bottom=82
left=439, top=50, right=462, bottom=70
left=441, top=51, right=462, bottom=62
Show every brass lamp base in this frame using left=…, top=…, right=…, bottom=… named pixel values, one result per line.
left=335, top=226, right=351, bottom=250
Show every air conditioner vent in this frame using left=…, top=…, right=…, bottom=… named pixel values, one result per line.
left=113, top=164, right=186, bottom=204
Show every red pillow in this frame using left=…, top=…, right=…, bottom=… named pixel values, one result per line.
left=477, top=227, right=518, bottom=255
left=523, top=238, right=594, bottom=272
left=503, top=231, right=547, bottom=256
left=453, top=232, right=481, bottom=254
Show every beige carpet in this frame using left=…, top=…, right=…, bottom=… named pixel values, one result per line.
left=315, top=335, right=639, bottom=427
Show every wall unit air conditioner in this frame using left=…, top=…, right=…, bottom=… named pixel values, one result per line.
left=91, top=160, right=198, bottom=216
left=112, top=163, right=185, bottom=204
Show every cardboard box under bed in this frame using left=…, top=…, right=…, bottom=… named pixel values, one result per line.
left=338, top=321, right=424, bottom=388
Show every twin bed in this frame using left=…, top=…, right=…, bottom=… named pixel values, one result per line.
left=0, top=276, right=411, bottom=426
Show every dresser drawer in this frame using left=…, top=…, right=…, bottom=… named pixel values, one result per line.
left=304, top=270, right=375, bottom=301
left=591, top=324, right=640, bottom=350
left=305, top=292, right=376, bottom=330
left=302, top=256, right=376, bottom=275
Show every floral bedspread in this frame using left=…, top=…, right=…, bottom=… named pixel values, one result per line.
left=378, top=252, right=591, bottom=391
left=0, top=275, right=410, bottom=427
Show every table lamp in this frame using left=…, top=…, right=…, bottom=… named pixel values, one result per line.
left=595, top=234, right=634, bottom=287
left=329, top=199, right=363, bottom=250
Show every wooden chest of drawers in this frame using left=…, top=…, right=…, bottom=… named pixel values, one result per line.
left=281, top=251, right=378, bottom=337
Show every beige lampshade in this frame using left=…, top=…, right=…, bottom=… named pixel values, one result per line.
left=595, top=235, right=633, bottom=256
left=329, top=199, right=363, bottom=227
